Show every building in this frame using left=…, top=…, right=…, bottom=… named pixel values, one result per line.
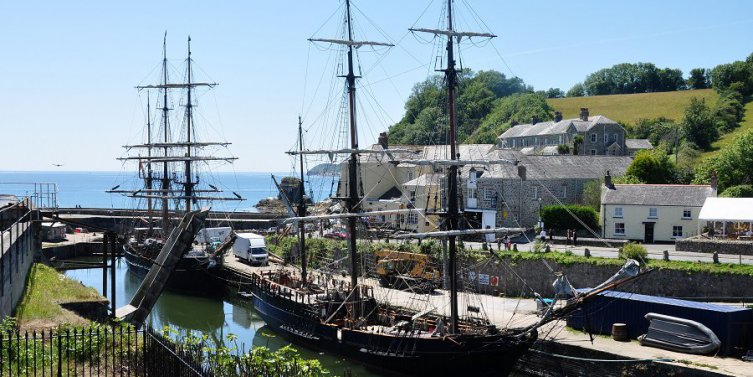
left=41, top=221, right=67, bottom=241
left=601, top=176, right=717, bottom=243
left=625, top=139, right=654, bottom=156
left=497, top=108, right=627, bottom=156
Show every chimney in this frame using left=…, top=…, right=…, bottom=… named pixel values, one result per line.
left=579, top=107, right=589, bottom=121
left=378, top=132, right=388, bottom=149
left=710, top=170, right=718, bottom=192
left=554, top=111, right=563, bottom=122
left=604, top=170, right=615, bottom=189
left=531, top=116, right=538, bottom=125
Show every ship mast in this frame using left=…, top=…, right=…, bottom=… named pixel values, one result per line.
left=146, top=91, right=154, bottom=230
left=297, top=115, right=307, bottom=286
left=160, top=32, right=171, bottom=233
left=184, top=36, right=195, bottom=212
left=410, top=0, right=496, bottom=334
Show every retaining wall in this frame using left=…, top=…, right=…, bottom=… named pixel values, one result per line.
left=466, top=256, right=753, bottom=299
left=676, top=238, right=753, bottom=256
left=0, top=217, right=39, bottom=317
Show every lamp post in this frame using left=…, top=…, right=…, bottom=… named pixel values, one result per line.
left=537, top=197, right=543, bottom=230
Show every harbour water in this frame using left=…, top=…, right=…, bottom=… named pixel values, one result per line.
left=64, top=258, right=383, bottom=377
left=0, top=171, right=339, bottom=211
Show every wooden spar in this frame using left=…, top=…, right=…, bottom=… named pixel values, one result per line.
left=344, top=0, right=360, bottom=296
left=160, top=32, right=170, bottom=234
left=393, top=227, right=526, bottom=239
left=286, top=148, right=419, bottom=156
left=282, top=209, right=424, bottom=223
left=389, top=159, right=519, bottom=167
left=297, top=115, right=307, bottom=286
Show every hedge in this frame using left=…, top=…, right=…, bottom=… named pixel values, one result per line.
left=540, top=204, right=599, bottom=231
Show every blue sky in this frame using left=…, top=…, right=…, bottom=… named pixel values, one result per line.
left=2, top=1, right=752, bottom=173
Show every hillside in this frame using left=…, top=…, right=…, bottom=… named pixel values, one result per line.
left=547, top=89, right=718, bottom=124
left=700, top=100, right=753, bottom=159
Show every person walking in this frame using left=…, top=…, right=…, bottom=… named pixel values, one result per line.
left=566, top=229, right=571, bottom=245
left=572, top=230, right=578, bottom=247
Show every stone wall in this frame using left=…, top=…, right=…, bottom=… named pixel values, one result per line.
left=465, top=257, right=753, bottom=299
left=676, top=237, right=753, bottom=256
left=0, top=219, right=39, bottom=317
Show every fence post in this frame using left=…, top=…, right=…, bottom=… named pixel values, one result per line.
left=57, top=331, right=62, bottom=377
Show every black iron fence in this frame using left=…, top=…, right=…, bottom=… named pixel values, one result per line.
left=0, top=325, right=210, bottom=376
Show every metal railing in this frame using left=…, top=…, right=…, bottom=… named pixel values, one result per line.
left=0, top=183, right=58, bottom=210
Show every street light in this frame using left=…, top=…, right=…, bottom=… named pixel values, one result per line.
left=537, top=197, right=544, bottom=230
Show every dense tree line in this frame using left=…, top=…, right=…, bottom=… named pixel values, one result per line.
left=388, top=70, right=547, bottom=145
left=567, top=63, right=686, bottom=96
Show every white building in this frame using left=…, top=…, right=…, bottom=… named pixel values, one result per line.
left=601, top=178, right=716, bottom=243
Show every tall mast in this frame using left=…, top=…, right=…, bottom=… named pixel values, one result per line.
left=444, top=0, right=460, bottom=334
left=297, top=116, right=307, bottom=286
left=160, top=32, right=171, bottom=233
left=146, top=91, right=154, bottom=229
left=344, top=0, right=360, bottom=294
left=184, top=36, right=194, bottom=212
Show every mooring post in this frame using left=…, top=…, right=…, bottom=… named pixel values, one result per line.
left=109, top=232, right=116, bottom=317
left=102, top=233, right=108, bottom=299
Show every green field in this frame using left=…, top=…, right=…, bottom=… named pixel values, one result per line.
left=548, top=89, right=718, bottom=125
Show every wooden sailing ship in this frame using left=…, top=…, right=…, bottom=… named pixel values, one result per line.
left=110, top=34, right=243, bottom=292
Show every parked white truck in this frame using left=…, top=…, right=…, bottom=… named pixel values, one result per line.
left=232, top=232, right=268, bottom=266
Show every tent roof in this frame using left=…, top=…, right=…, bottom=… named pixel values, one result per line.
left=699, top=197, right=753, bottom=222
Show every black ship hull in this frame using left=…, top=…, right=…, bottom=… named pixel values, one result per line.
left=123, top=245, right=223, bottom=294
left=251, top=287, right=534, bottom=377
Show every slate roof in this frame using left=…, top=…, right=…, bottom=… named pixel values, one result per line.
left=625, top=139, right=653, bottom=150
left=602, top=184, right=715, bottom=207
left=403, top=174, right=443, bottom=187
left=498, top=115, right=619, bottom=140
left=468, top=149, right=633, bottom=180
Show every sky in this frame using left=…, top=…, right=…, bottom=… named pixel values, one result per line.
left=2, top=0, right=753, bottom=173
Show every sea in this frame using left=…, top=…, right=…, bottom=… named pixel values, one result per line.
left=0, top=171, right=339, bottom=210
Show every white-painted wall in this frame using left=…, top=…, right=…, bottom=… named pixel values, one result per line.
left=601, top=204, right=702, bottom=242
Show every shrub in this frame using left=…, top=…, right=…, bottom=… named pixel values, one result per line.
left=720, top=184, right=753, bottom=198
left=619, top=242, right=648, bottom=263
left=540, top=204, right=599, bottom=231
left=531, top=240, right=545, bottom=253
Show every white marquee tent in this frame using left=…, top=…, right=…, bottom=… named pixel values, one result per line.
left=698, top=198, right=753, bottom=237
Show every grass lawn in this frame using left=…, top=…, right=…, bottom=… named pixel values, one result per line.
left=548, top=89, right=718, bottom=125
left=14, top=263, right=103, bottom=330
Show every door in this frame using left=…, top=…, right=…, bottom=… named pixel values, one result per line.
left=482, top=211, right=497, bottom=243
left=644, top=223, right=655, bottom=243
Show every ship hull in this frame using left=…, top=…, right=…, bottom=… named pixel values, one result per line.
left=123, top=245, right=223, bottom=294
left=251, top=287, right=533, bottom=377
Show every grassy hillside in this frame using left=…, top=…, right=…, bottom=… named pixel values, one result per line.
left=548, top=89, right=718, bottom=124
left=699, top=100, right=753, bottom=159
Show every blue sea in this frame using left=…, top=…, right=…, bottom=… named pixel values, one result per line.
left=0, top=171, right=338, bottom=211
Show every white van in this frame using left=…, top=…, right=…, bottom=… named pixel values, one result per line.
left=195, top=227, right=232, bottom=244
left=232, top=232, right=268, bottom=266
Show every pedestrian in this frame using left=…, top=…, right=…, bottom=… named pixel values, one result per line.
left=548, top=229, right=553, bottom=242
left=566, top=229, right=571, bottom=245
left=539, top=228, right=546, bottom=242
left=497, top=237, right=502, bottom=252
left=573, top=230, right=578, bottom=247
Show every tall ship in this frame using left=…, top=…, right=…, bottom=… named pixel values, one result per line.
left=248, top=1, right=646, bottom=376
left=110, top=34, right=243, bottom=292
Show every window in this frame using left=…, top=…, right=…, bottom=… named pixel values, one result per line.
left=531, top=186, right=538, bottom=199
left=513, top=213, right=519, bottom=222
left=590, top=133, right=597, bottom=143
left=560, top=185, right=567, bottom=198
left=468, top=188, right=477, bottom=199
left=614, top=223, right=625, bottom=235
left=410, top=190, right=416, bottom=202
left=407, top=212, right=418, bottom=225
left=484, top=188, right=494, bottom=200
left=559, top=135, right=563, bottom=144
left=672, top=226, right=683, bottom=238
left=614, top=207, right=623, bottom=218
left=590, top=149, right=597, bottom=155
left=648, top=207, right=658, bottom=218
left=407, top=171, right=414, bottom=181
left=613, top=133, right=619, bottom=143
left=604, top=133, right=608, bottom=144
left=682, top=209, right=692, bottom=219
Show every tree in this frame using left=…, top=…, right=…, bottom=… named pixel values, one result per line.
left=546, top=88, right=564, bottom=98
left=625, top=149, right=677, bottom=184
left=720, top=184, right=753, bottom=198
left=540, top=205, right=599, bottom=231
left=687, top=68, right=709, bottom=89
left=581, top=179, right=602, bottom=210
left=566, top=83, right=585, bottom=97
left=682, top=97, right=718, bottom=150
left=694, top=129, right=753, bottom=191
left=710, top=60, right=753, bottom=96
left=572, top=135, right=583, bottom=155
left=582, top=62, right=685, bottom=95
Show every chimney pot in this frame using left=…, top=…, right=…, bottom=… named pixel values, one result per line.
left=710, top=170, right=718, bottom=191
left=378, top=132, right=388, bottom=149
left=579, top=107, right=589, bottom=121
left=554, top=111, right=563, bottom=122
left=531, top=116, right=538, bottom=125
left=604, top=170, right=614, bottom=189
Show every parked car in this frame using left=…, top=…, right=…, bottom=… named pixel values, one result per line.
left=324, top=230, right=348, bottom=240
